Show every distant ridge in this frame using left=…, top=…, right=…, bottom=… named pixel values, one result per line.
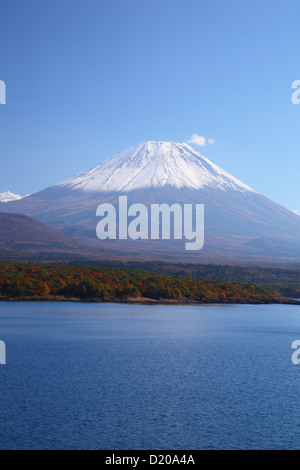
left=0, top=213, right=80, bottom=254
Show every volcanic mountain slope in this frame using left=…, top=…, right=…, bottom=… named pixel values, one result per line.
left=0, top=213, right=82, bottom=257
left=1, top=141, right=300, bottom=263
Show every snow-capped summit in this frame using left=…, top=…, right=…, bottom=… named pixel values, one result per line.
left=0, top=191, right=27, bottom=202
left=57, top=141, right=255, bottom=194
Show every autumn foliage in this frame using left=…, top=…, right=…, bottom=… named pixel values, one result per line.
left=0, top=264, right=283, bottom=303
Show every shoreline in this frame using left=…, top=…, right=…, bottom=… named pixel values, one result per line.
left=0, top=295, right=299, bottom=305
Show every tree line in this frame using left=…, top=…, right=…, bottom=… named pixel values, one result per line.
left=0, top=263, right=283, bottom=302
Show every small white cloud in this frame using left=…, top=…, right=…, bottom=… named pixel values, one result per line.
left=293, top=210, right=300, bottom=216
left=187, top=134, right=215, bottom=147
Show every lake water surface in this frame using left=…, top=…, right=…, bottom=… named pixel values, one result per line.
left=0, top=301, right=300, bottom=450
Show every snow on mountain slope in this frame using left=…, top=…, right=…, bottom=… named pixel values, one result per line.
left=0, top=191, right=28, bottom=202
left=56, top=141, right=255, bottom=194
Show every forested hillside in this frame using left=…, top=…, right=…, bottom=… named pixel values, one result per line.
left=0, top=264, right=285, bottom=303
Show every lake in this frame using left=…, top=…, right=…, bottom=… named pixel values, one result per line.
left=0, top=301, right=300, bottom=450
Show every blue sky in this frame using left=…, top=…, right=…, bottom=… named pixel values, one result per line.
left=0, top=0, right=300, bottom=212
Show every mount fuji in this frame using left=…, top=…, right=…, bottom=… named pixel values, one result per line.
left=1, top=141, right=300, bottom=264
left=57, top=141, right=254, bottom=194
